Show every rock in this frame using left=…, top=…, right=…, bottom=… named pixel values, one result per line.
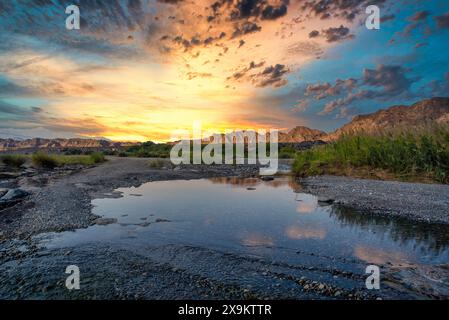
left=0, top=188, right=8, bottom=198
left=317, top=196, right=334, bottom=204
left=246, top=187, right=256, bottom=191
left=0, top=172, right=20, bottom=179
left=94, top=218, right=117, bottom=225
left=0, top=188, right=30, bottom=201
left=155, top=218, right=171, bottom=223
left=260, top=176, right=274, bottom=181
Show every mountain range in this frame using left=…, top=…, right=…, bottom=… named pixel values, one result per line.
left=1, top=97, right=448, bottom=152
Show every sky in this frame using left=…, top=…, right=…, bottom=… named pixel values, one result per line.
left=0, top=0, right=449, bottom=142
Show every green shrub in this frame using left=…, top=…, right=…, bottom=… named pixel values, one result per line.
left=0, top=154, right=27, bottom=168
left=148, top=159, right=165, bottom=169
left=32, top=152, right=58, bottom=169
left=293, top=126, right=449, bottom=183
left=90, top=152, right=106, bottom=163
left=279, top=146, right=297, bottom=159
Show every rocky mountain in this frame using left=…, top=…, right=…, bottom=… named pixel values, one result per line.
left=278, top=126, right=327, bottom=143
left=325, top=97, right=449, bottom=141
left=0, top=138, right=136, bottom=152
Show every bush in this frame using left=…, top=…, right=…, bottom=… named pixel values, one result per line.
left=90, top=152, right=105, bottom=163
left=148, top=159, right=165, bottom=169
left=279, top=146, right=297, bottom=159
left=293, top=126, right=449, bottom=183
left=0, top=154, right=27, bottom=168
left=32, top=152, right=58, bottom=169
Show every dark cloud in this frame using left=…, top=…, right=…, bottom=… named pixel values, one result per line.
left=212, top=0, right=289, bottom=22
left=231, top=21, right=262, bottom=38
left=0, top=100, right=42, bottom=117
left=253, top=64, right=289, bottom=87
left=322, top=25, right=354, bottom=42
left=408, top=10, right=431, bottom=22
left=302, top=0, right=387, bottom=22
left=306, top=78, right=357, bottom=100
left=435, top=11, right=449, bottom=29
left=305, top=65, right=417, bottom=117
left=309, top=30, right=320, bottom=38
left=363, top=64, right=413, bottom=95
left=261, top=4, right=288, bottom=20
left=229, top=61, right=265, bottom=80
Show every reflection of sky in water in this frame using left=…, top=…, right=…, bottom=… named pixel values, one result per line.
left=39, top=177, right=449, bottom=268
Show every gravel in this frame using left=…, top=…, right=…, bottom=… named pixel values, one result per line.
left=300, top=175, right=449, bottom=225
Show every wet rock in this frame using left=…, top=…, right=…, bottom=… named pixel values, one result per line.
left=260, top=176, right=274, bottom=181
left=94, top=218, right=118, bottom=226
left=155, top=218, right=171, bottom=223
left=0, top=188, right=30, bottom=202
left=317, top=196, right=334, bottom=204
left=246, top=187, right=256, bottom=191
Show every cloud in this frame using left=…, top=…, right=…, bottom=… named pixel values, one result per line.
left=301, top=0, right=388, bottom=22
left=322, top=25, right=354, bottom=42
left=229, top=61, right=265, bottom=80
left=306, top=78, right=357, bottom=100
left=363, top=64, right=413, bottom=95
left=426, top=72, right=449, bottom=96
left=225, top=0, right=290, bottom=21
left=252, top=64, right=289, bottom=88
left=309, top=30, right=320, bottom=38
left=231, top=21, right=262, bottom=38
left=0, top=100, right=44, bottom=117
left=409, top=10, right=431, bottom=21
left=310, top=65, right=416, bottom=117
left=435, top=11, right=449, bottom=29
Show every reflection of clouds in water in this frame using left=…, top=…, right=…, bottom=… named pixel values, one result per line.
left=296, top=194, right=318, bottom=214
left=209, top=177, right=260, bottom=187
left=296, top=202, right=317, bottom=214
left=354, top=245, right=411, bottom=266
left=208, top=176, right=301, bottom=190
left=285, top=225, right=326, bottom=240
left=242, top=234, right=274, bottom=247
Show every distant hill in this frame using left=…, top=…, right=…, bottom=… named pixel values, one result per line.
left=1, top=98, right=448, bottom=152
left=325, top=97, right=449, bottom=141
left=278, top=126, right=327, bottom=143
left=0, top=138, right=136, bottom=152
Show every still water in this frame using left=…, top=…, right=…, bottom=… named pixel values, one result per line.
left=39, top=176, right=449, bottom=271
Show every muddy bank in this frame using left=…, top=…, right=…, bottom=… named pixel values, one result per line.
left=0, top=157, right=259, bottom=241
left=300, top=175, right=449, bottom=225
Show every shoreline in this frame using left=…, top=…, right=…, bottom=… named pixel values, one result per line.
left=300, top=175, right=449, bottom=225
